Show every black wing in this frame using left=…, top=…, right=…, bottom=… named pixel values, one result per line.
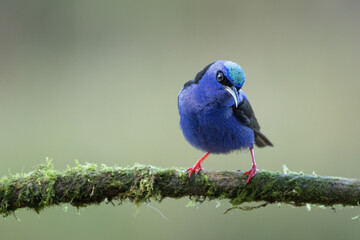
left=233, top=99, right=273, bottom=148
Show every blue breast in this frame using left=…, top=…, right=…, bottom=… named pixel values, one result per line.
left=178, top=84, right=254, bottom=154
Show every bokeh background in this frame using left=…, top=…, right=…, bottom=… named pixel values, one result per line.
left=1, top=0, right=360, bottom=239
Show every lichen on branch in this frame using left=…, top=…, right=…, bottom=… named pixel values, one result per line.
left=0, top=160, right=359, bottom=217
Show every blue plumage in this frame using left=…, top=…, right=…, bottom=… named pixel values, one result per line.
left=178, top=60, right=272, bottom=183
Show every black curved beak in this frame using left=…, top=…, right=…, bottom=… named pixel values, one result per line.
left=224, top=86, right=240, bottom=107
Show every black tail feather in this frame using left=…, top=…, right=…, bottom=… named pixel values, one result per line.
left=254, top=129, right=273, bottom=148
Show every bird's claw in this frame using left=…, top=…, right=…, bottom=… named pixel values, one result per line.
left=186, top=164, right=203, bottom=178
left=186, top=152, right=210, bottom=178
left=243, top=167, right=258, bottom=183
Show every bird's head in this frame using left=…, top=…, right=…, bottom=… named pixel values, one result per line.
left=195, top=60, right=246, bottom=107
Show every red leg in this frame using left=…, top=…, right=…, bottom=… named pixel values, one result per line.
left=187, top=152, right=210, bottom=177
left=243, top=148, right=258, bottom=183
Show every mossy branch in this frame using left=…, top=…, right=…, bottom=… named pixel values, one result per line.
left=0, top=161, right=359, bottom=216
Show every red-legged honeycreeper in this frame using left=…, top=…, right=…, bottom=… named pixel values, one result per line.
left=178, top=60, right=273, bottom=183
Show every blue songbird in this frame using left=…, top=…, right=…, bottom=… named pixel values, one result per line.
left=178, top=60, right=273, bottom=183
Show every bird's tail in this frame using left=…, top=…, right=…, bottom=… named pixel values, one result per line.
left=254, top=129, right=273, bottom=148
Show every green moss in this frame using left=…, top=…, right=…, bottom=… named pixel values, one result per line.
left=194, top=173, right=217, bottom=197
left=1, top=161, right=359, bottom=216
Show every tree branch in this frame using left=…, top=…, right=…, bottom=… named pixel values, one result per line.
left=0, top=161, right=359, bottom=216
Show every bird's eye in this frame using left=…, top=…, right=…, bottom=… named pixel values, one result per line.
left=217, top=72, right=224, bottom=82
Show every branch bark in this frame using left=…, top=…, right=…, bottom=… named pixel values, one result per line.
left=0, top=162, right=359, bottom=216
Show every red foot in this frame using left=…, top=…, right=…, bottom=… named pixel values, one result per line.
left=243, top=148, right=258, bottom=183
left=186, top=162, right=203, bottom=177
left=243, top=165, right=258, bottom=183
left=186, top=152, right=210, bottom=178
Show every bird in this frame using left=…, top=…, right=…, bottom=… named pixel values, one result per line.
left=177, top=60, right=273, bottom=183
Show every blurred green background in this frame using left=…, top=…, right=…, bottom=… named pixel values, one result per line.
left=1, top=0, right=360, bottom=239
